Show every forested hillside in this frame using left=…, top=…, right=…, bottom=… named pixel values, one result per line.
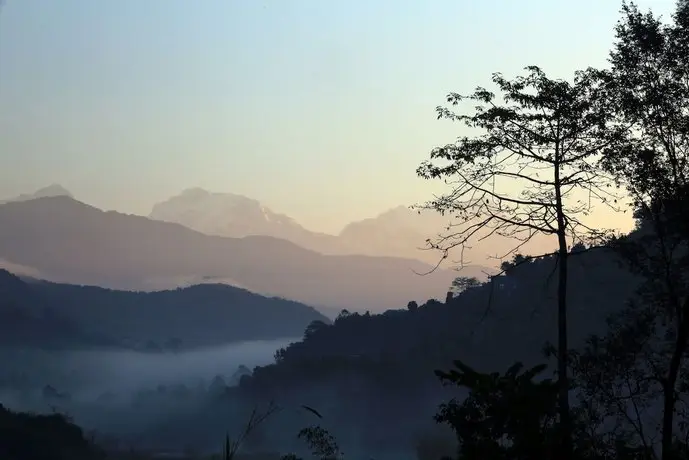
left=0, top=270, right=327, bottom=350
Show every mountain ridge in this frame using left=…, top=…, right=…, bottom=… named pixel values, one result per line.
left=0, top=268, right=328, bottom=350
left=0, top=195, right=471, bottom=312
left=3, top=185, right=545, bottom=268
left=147, top=187, right=530, bottom=266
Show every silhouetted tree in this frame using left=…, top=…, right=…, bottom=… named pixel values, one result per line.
left=335, top=309, right=351, bottom=323
left=500, top=260, right=515, bottom=274
left=416, top=65, right=626, bottom=459
left=274, top=347, right=287, bottom=363
left=304, top=320, right=329, bottom=340
left=450, top=276, right=481, bottom=294
left=512, top=253, right=529, bottom=266
left=295, top=426, right=342, bottom=460
left=498, top=253, right=533, bottom=275
left=580, top=2, right=689, bottom=458
left=570, top=242, right=587, bottom=254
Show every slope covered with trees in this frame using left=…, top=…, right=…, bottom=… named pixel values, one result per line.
left=0, top=269, right=328, bottom=350
left=225, top=244, right=638, bottom=454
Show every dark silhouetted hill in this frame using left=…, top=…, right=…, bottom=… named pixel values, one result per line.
left=0, top=270, right=110, bottom=349
left=210, top=242, right=641, bottom=451
left=255, top=246, right=636, bottom=377
left=0, top=403, right=104, bottom=460
left=0, top=196, right=465, bottom=312
left=0, top=269, right=327, bottom=350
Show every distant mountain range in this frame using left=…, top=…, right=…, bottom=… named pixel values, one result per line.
left=0, top=193, right=477, bottom=312
left=0, top=269, right=326, bottom=350
left=149, top=187, right=554, bottom=265
left=148, top=188, right=450, bottom=262
left=149, top=187, right=345, bottom=256
left=3, top=185, right=554, bottom=268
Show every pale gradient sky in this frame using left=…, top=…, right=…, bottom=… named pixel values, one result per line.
left=0, top=0, right=676, bottom=234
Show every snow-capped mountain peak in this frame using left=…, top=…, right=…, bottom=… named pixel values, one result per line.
left=149, top=188, right=303, bottom=238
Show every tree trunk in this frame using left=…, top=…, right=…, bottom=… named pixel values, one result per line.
left=653, top=209, right=689, bottom=460
left=554, top=147, right=572, bottom=460
left=662, top=362, right=678, bottom=460
left=556, top=228, right=572, bottom=460
left=661, top=298, right=689, bottom=460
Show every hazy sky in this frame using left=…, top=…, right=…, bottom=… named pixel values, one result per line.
left=0, top=0, right=676, bottom=233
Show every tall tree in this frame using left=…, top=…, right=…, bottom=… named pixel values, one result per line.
left=416, top=66, right=625, bottom=459
left=592, top=2, right=689, bottom=458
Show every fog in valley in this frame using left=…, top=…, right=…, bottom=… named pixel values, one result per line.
left=0, top=338, right=312, bottom=455
left=1, top=338, right=294, bottom=399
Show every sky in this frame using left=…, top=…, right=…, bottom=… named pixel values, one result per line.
left=0, top=0, right=678, bottom=234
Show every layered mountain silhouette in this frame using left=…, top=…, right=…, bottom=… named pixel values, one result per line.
left=0, top=195, right=473, bottom=312
left=0, top=270, right=326, bottom=350
left=149, top=188, right=555, bottom=265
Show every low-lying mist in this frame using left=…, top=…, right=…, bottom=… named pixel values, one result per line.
left=0, top=337, right=456, bottom=457
left=67, top=337, right=295, bottom=395
left=2, top=338, right=296, bottom=397
left=0, top=337, right=298, bottom=447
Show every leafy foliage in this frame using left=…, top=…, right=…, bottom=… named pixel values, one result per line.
left=600, top=1, right=689, bottom=208
left=294, top=426, right=342, bottom=460
left=581, top=2, right=689, bottom=459
left=434, top=360, right=559, bottom=460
